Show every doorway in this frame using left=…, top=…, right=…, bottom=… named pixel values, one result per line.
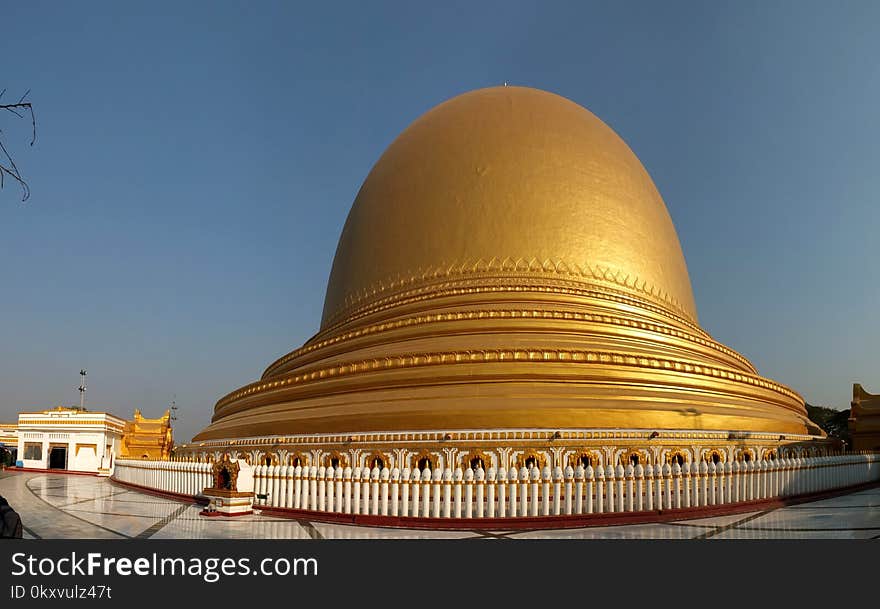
left=49, top=445, right=68, bottom=470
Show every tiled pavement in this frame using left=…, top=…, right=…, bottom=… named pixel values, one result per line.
left=1, top=470, right=878, bottom=539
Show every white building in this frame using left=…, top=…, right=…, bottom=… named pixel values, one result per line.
left=16, top=407, right=125, bottom=475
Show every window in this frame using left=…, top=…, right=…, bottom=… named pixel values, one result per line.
left=670, top=453, right=686, bottom=466
left=23, top=443, right=42, bottom=461
left=289, top=456, right=303, bottom=467
left=524, top=455, right=539, bottom=469
left=578, top=455, right=593, bottom=468
left=330, top=457, right=340, bottom=468
left=629, top=454, right=640, bottom=466
left=369, top=457, right=385, bottom=470
left=417, top=457, right=433, bottom=470
left=261, top=455, right=273, bottom=466
left=469, top=457, right=485, bottom=470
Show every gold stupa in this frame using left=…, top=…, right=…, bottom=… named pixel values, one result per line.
left=191, top=86, right=818, bottom=464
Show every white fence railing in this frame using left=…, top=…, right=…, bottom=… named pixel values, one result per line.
left=112, top=453, right=880, bottom=520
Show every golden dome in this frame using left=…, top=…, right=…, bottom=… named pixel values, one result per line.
left=194, top=86, right=815, bottom=443
left=322, top=86, right=697, bottom=331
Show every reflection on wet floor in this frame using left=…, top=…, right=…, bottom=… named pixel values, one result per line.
left=0, top=471, right=877, bottom=539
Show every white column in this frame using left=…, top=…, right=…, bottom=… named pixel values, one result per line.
left=564, top=465, right=574, bottom=516
left=497, top=467, right=507, bottom=518
left=325, top=466, right=334, bottom=512
left=351, top=467, right=362, bottom=515
left=633, top=464, right=643, bottom=512
left=663, top=463, right=672, bottom=510
left=672, top=462, right=682, bottom=509
left=343, top=467, right=353, bottom=514
left=574, top=465, right=585, bottom=515
left=400, top=468, right=410, bottom=517
left=541, top=465, right=552, bottom=516
left=464, top=467, right=475, bottom=518
left=529, top=466, right=540, bottom=517
left=486, top=467, right=496, bottom=518
left=310, top=465, right=319, bottom=511
left=476, top=467, right=486, bottom=518
left=605, top=464, right=615, bottom=514
left=432, top=468, right=442, bottom=518
left=519, top=466, right=529, bottom=518
left=507, top=467, right=517, bottom=517
left=293, top=465, right=303, bottom=509
left=380, top=467, right=390, bottom=516
left=442, top=467, right=453, bottom=518
left=595, top=465, right=605, bottom=513
left=585, top=465, right=594, bottom=514
left=369, top=466, right=380, bottom=515
left=390, top=467, right=400, bottom=517
left=421, top=468, right=431, bottom=518
left=409, top=468, right=420, bottom=517
left=645, top=464, right=654, bottom=512
left=453, top=467, right=463, bottom=518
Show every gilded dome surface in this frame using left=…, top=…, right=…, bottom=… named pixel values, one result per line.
left=321, top=86, right=696, bottom=330
left=193, top=86, right=815, bottom=443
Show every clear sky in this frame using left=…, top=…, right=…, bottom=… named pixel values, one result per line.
left=1, top=1, right=877, bottom=442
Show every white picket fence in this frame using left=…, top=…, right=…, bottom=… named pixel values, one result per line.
left=112, top=453, right=880, bottom=520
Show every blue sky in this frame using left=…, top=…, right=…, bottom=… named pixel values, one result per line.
left=1, top=1, right=877, bottom=441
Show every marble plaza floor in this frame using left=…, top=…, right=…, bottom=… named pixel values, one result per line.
left=1, top=470, right=879, bottom=539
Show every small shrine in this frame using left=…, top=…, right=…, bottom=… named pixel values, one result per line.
left=200, top=455, right=254, bottom=517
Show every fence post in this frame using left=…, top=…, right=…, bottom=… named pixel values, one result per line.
left=624, top=463, right=634, bottom=512
left=615, top=463, right=626, bottom=513
left=584, top=465, right=594, bottom=514
left=574, top=465, right=585, bottom=515
left=476, top=466, right=486, bottom=518
left=682, top=462, right=692, bottom=508
left=520, top=466, right=530, bottom=517
left=564, top=465, right=574, bottom=516
left=605, top=464, right=616, bottom=514
left=487, top=467, right=496, bottom=518
left=333, top=466, right=343, bottom=512
left=325, top=466, right=336, bottom=512
left=400, top=468, right=410, bottom=517
left=645, top=464, right=654, bottom=512
left=497, top=467, right=507, bottom=518
left=529, top=466, right=540, bottom=517
left=595, top=465, right=605, bottom=513
left=390, top=467, right=399, bottom=517
left=408, top=468, right=419, bottom=517
left=507, top=466, right=518, bottom=517
left=453, top=467, right=463, bottom=518
left=541, top=465, right=552, bottom=516
left=552, top=466, right=563, bottom=516
left=421, top=467, right=432, bottom=518
left=464, top=467, right=475, bottom=518
left=661, top=463, right=672, bottom=509
left=380, top=467, right=390, bottom=516
left=634, top=464, right=644, bottom=512
left=432, top=468, right=443, bottom=518
left=442, top=467, right=453, bottom=518
left=672, top=462, right=682, bottom=509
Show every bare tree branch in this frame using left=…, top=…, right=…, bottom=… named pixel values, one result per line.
left=0, top=89, right=36, bottom=202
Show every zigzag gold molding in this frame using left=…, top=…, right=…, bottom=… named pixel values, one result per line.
left=320, top=273, right=703, bottom=343
left=264, top=307, right=755, bottom=380
left=218, top=347, right=802, bottom=413
left=325, top=258, right=695, bottom=330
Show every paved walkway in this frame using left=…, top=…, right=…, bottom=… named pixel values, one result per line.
left=1, top=470, right=878, bottom=539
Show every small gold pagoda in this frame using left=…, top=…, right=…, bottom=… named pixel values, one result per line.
left=120, top=409, right=173, bottom=460
left=850, top=384, right=880, bottom=451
